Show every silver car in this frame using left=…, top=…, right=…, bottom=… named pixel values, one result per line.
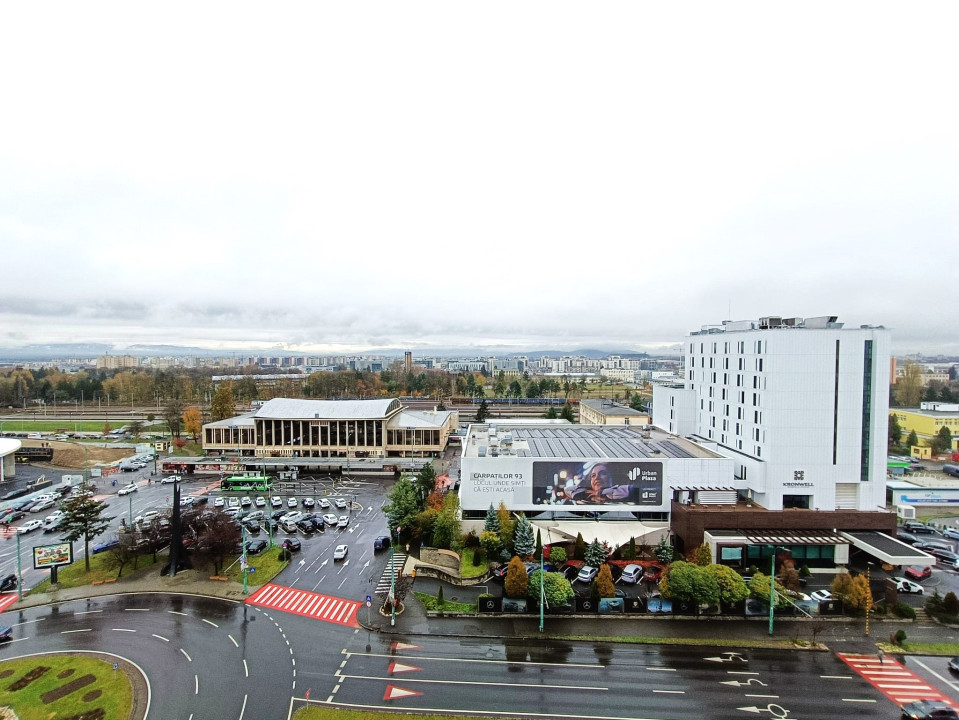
left=620, top=564, right=643, bottom=584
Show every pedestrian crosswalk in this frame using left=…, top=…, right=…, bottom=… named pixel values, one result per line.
left=838, top=652, right=957, bottom=708
left=0, top=593, right=17, bottom=614
left=374, top=553, right=407, bottom=595
left=245, top=583, right=360, bottom=627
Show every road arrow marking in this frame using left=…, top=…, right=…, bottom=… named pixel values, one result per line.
left=391, top=642, right=422, bottom=651
left=721, top=679, right=768, bottom=688
left=383, top=685, right=422, bottom=701
left=389, top=662, right=421, bottom=674
left=363, top=560, right=370, bottom=569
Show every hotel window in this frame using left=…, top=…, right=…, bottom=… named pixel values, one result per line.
left=711, top=372, right=716, bottom=382
left=738, top=391, right=745, bottom=403
left=709, top=387, right=714, bottom=397
left=753, top=393, right=759, bottom=406
left=738, top=407, right=743, bottom=419
left=753, top=376, right=758, bottom=388
left=724, top=404, right=730, bottom=416
left=722, top=389, right=727, bottom=400
left=736, top=375, right=742, bottom=387
left=724, top=358, right=729, bottom=369
left=738, top=358, right=745, bottom=370
left=736, top=422, right=741, bottom=435
left=724, top=342, right=729, bottom=353
left=709, top=401, right=714, bottom=412
left=723, top=373, right=728, bottom=385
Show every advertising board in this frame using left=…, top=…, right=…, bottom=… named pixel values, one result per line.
left=32, top=542, right=73, bottom=570
left=460, top=458, right=665, bottom=512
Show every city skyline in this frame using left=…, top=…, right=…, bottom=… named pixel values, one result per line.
left=1, top=5, right=956, bottom=355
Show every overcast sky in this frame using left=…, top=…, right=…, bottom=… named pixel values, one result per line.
left=1, top=3, right=956, bottom=357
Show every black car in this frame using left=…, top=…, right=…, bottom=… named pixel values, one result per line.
left=901, top=699, right=959, bottom=719
left=271, top=509, right=288, bottom=521
left=903, top=522, right=940, bottom=536
left=0, top=574, right=17, bottom=592
left=243, top=520, right=261, bottom=536
left=374, top=536, right=391, bottom=551
left=282, top=538, right=301, bottom=553
left=296, top=519, right=316, bottom=535
left=0, top=626, right=12, bottom=642
left=245, top=539, right=268, bottom=555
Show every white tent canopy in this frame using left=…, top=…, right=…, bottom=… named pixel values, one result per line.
left=533, top=520, right=667, bottom=550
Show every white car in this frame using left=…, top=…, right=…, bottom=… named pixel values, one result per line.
left=18, top=519, right=43, bottom=534
left=255, top=496, right=266, bottom=507
left=333, top=544, right=349, bottom=561
left=160, top=476, right=180, bottom=485
left=280, top=511, right=304, bottom=524
left=214, top=497, right=225, bottom=507
left=31, top=499, right=56, bottom=513
left=44, top=510, right=64, bottom=524
left=228, top=497, right=239, bottom=508
left=337, top=515, right=349, bottom=528
left=118, top=483, right=138, bottom=496
left=322, top=513, right=338, bottom=527
left=270, top=497, right=283, bottom=508
left=240, top=497, right=253, bottom=507
left=287, top=497, right=298, bottom=508
left=893, top=577, right=924, bottom=594
left=318, top=498, right=331, bottom=509
left=134, top=510, right=161, bottom=525
left=810, top=590, right=834, bottom=602
left=334, top=498, right=347, bottom=510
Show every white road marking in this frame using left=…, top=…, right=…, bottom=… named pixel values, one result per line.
left=152, top=634, right=169, bottom=642
left=169, top=611, right=188, bottom=616
left=339, top=673, right=607, bottom=691
left=202, top=619, right=218, bottom=627
left=75, top=610, right=102, bottom=615
left=194, top=674, right=198, bottom=694
left=181, top=648, right=192, bottom=662
left=238, top=694, right=247, bottom=720
left=61, top=629, right=91, bottom=634
left=229, top=634, right=238, bottom=647
left=244, top=659, right=249, bottom=677
left=842, top=698, right=877, bottom=703
left=112, top=628, right=136, bottom=633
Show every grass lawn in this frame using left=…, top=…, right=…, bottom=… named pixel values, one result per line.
left=0, top=420, right=129, bottom=433
left=295, top=708, right=521, bottom=720
left=30, top=550, right=163, bottom=593
left=880, top=640, right=959, bottom=655
left=0, top=655, right=133, bottom=720
left=222, top=545, right=288, bottom=583
left=459, top=547, right=487, bottom=579
left=414, top=590, right=475, bottom=613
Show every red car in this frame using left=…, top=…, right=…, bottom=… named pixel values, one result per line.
left=643, top=564, right=663, bottom=582
left=905, top=565, right=933, bottom=581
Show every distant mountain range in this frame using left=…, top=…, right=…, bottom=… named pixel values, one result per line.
left=0, top=343, right=676, bottom=362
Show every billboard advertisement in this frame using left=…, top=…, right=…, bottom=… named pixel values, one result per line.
left=32, top=542, right=73, bottom=570
left=460, top=457, right=665, bottom=511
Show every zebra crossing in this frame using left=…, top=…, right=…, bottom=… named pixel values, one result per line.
left=837, top=652, right=957, bottom=708
left=374, top=552, right=407, bottom=595
left=245, top=583, right=360, bottom=627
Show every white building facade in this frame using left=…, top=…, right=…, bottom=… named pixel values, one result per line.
left=656, top=315, right=891, bottom=513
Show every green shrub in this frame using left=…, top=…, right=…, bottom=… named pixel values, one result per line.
left=799, top=564, right=811, bottom=577
left=549, top=547, right=567, bottom=564
left=944, top=592, right=959, bottom=616
left=892, top=602, right=916, bottom=620
left=894, top=629, right=907, bottom=645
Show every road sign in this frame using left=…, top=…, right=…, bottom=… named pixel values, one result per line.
left=247, top=567, right=256, bottom=573
left=366, top=600, right=371, bottom=607
left=366, top=594, right=372, bottom=603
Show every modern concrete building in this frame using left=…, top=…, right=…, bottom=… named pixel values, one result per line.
left=202, top=398, right=458, bottom=463
left=890, top=402, right=959, bottom=453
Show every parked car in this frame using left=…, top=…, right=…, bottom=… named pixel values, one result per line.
left=643, top=565, right=664, bottom=582
left=270, top=496, right=283, bottom=508
left=255, top=496, right=266, bottom=507
left=118, top=483, right=138, bottom=496
left=287, top=497, right=298, bottom=508
left=620, top=564, right=643, bottom=584
left=242, top=520, right=261, bottom=536
left=944, top=527, right=959, bottom=541
left=240, top=497, right=253, bottom=507
left=245, top=539, right=268, bottom=555
left=322, top=513, right=338, bottom=527
left=0, top=626, right=12, bottom=642
left=560, top=564, right=579, bottom=582
left=334, top=498, right=347, bottom=510
left=245, top=510, right=265, bottom=522
left=374, top=536, right=391, bottom=551
left=333, top=544, right=349, bottom=561
left=318, top=498, right=331, bottom=509
left=302, top=498, right=315, bottom=508
left=160, top=476, right=179, bottom=485
left=898, top=531, right=921, bottom=545
left=30, top=498, right=56, bottom=513
left=576, top=566, right=598, bottom=583
left=337, top=515, right=349, bottom=529
left=214, top=497, right=225, bottom=507
left=92, top=537, right=120, bottom=554
left=280, top=511, right=304, bottom=524
left=228, top=497, right=240, bottom=508
left=282, top=538, right=301, bottom=553
left=810, top=590, right=834, bottom=602
left=0, top=574, right=18, bottom=592
left=949, top=656, right=959, bottom=673
left=280, top=520, right=298, bottom=533
left=931, top=548, right=959, bottom=565
left=903, top=522, right=940, bottom=535
left=894, top=577, right=924, bottom=594
left=900, top=699, right=959, bottom=720
left=296, top=519, right=316, bottom=535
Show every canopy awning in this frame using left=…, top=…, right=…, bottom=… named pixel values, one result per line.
left=841, top=531, right=936, bottom=567
left=532, top=520, right=667, bottom=549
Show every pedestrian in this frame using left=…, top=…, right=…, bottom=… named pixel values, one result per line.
left=878, top=648, right=884, bottom=665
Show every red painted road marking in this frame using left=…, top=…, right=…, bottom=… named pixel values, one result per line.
left=388, top=662, right=421, bottom=674
left=838, top=653, right=956, bottom=707
left=391, top=641, right=422, bottom=651
left=383, top=685, right=422, bottom=701
left=0, top=593, right=17, bottom=614
left=245, top=583, right=359, bottom=627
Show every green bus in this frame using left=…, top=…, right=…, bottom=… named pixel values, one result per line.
left=220, top=476, right=273, bottom=492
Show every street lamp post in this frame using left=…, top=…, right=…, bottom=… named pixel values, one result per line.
left=767, top=545, right=790, bottom=636
left=865, top=562, right=875, bottom=636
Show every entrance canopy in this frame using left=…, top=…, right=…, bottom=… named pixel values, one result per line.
left=533, top=520, right=667, bottom=550
left=841, top=531, right=935, bottom=567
